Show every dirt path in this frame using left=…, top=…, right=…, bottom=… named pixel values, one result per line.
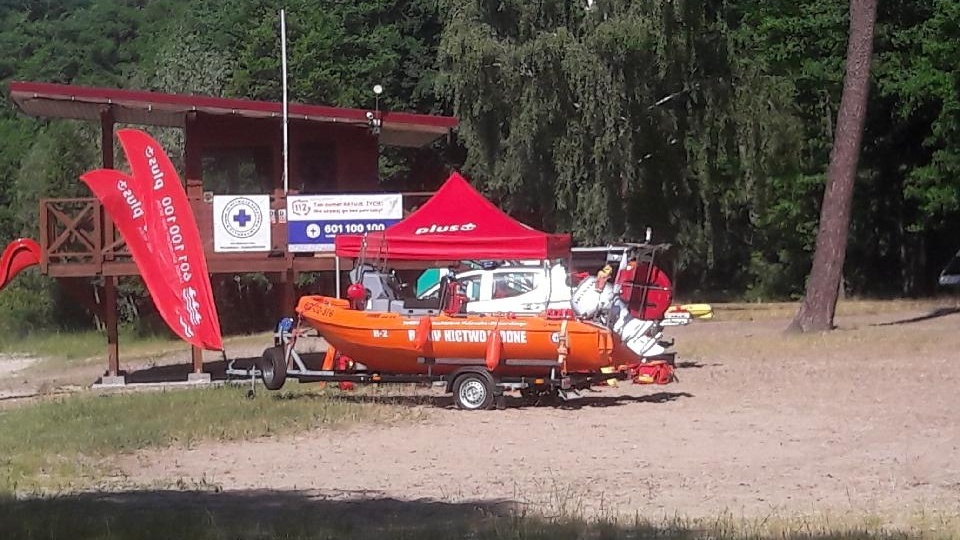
left=0, top=354, right=40, bottom=401
left=123, top=304, right=960, bottom=520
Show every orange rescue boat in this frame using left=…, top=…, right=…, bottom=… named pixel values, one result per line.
left=247, top=245, right=679, bottom=410
left=295, top=295, right=618, bottom=377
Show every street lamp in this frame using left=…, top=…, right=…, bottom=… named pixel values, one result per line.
left=373, top=84, right=383, bottom=109
left=369, top=84, right=384, bottom=135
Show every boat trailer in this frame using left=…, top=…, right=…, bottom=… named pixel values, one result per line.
left=225, top=317, right=668, bottom=410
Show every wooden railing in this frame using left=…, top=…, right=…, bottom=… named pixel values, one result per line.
left=38, top=191, right=435, bottom=276
left=40, top=198, right=127, bottom=271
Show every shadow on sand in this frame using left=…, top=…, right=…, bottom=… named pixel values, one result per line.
left=119, top=355, right=695, bottom=411
left=873, top=307, right=960, bottom=327
left=674, top=361, right=723, bottom=369
left=113, top=348, right=701, bottom=414
left=312, top=390, right=694, bottom=411
left=121, top=354, right=323, bottom=385
left=0, top=488, right=919, bottom=540
left=122, top=359, right=232, bottom=384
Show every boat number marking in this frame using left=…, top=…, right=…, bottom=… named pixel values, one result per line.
left=372, top=330, right=389, bottom=338
left=406, top=329, right=528, bottom=344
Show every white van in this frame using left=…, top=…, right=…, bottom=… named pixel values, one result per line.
left=418, top=264, right=573, bottom=315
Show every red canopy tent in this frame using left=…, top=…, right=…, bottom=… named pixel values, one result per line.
left=335, top=172, right=571, bottom=260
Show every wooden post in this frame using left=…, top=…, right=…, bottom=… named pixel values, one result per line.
left=100, top=107, right=116, bottom=260
left=104, top=275, right=120, bottom=378
left=191, top=346, right=204, bottom=374
left=184, top=112, right=211, bottom=383
left=99, top=106, right=124, bottom=384
left=184, top=111, right=203, bottom=199
left=282, top=269, right=296, bottom=317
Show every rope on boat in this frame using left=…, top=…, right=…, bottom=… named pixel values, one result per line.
left=557, top=318, right=569, bottom=376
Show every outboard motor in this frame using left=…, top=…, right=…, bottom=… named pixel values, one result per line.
left=570, top=275, right=616, bottom=319
left=609, top=297, right=666, bottom=357
left=572, top=244, right=676, bottom=362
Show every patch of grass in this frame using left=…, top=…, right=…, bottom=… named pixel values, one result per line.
left=0, top=383, right=419, bottom=493
left=0, top=329, right=180, bottom=363
left=0, top=330, right=276, bottom=375
left=1, top=489, right=958, bottom=540
left=710, top=299, right=958, bottom=322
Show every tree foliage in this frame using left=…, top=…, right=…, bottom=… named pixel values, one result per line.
left=0, top=0, right=958, bottom=335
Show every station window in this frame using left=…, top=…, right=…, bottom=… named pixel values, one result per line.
left=297, top=142, right=337, bottom=194
left=202, top=146, right=272, bottom=194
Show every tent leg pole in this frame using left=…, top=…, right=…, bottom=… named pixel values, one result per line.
left=335, top=257, right=341, bottom=299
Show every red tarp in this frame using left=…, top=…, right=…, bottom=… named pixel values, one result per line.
left=334, top=172, right=571, bottom=260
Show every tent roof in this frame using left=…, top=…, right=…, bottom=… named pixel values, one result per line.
left=335, top=172, right=571, bottom=260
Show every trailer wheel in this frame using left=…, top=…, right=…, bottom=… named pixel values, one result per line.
left=452, top=372, right=495, bottom=411
left=258, top=346, right=287, bottom=390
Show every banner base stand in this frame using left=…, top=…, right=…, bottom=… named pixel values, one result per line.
left=187, top=372, right=212, bottom=383
left=96, top=375, right=126, bottom=387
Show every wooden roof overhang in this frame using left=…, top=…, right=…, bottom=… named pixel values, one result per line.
left=7, top=81, right=458, bottom=147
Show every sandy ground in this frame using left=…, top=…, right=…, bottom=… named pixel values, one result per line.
left=0, top=353, right=38, bottom=380
left=0, top=354, right=37, bottom=377
left=114, top=303, right=960, bottom=521
left=0, top=354, right=41, bottom=402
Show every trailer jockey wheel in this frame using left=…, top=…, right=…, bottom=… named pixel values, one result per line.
left=452, top=372, right=495, bottom=411
left=258, top=346, right=287, bottom=391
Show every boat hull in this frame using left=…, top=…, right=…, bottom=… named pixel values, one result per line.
left=296, top=296, right=621, bottom=376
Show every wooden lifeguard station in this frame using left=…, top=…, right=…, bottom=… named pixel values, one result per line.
left=6, top=80, right=458, bottom=384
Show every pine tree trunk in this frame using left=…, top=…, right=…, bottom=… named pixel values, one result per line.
left=788, top=0, right=877, bottom=333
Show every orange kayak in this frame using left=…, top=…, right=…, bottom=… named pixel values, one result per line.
left=295, top=295, right=635, bottom=376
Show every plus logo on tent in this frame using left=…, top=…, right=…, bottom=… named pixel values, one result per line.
left=414, top=223, right=477, bottom=235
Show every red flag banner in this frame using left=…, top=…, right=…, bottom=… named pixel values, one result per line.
left=79, top=128, right=223, bottom=350
left=113, top=128, right=223, bottom=350
left=79, top=169, right=215, bottom=349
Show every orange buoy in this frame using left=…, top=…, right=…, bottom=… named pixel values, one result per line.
left=414, top=317, right=432, bottom=351
left=484, top=330, right=503, bottom=371
left=321, top=346, right=337, bottom=370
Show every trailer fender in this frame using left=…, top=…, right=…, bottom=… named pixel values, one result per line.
left=446, top=367, right=495, bottom=394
